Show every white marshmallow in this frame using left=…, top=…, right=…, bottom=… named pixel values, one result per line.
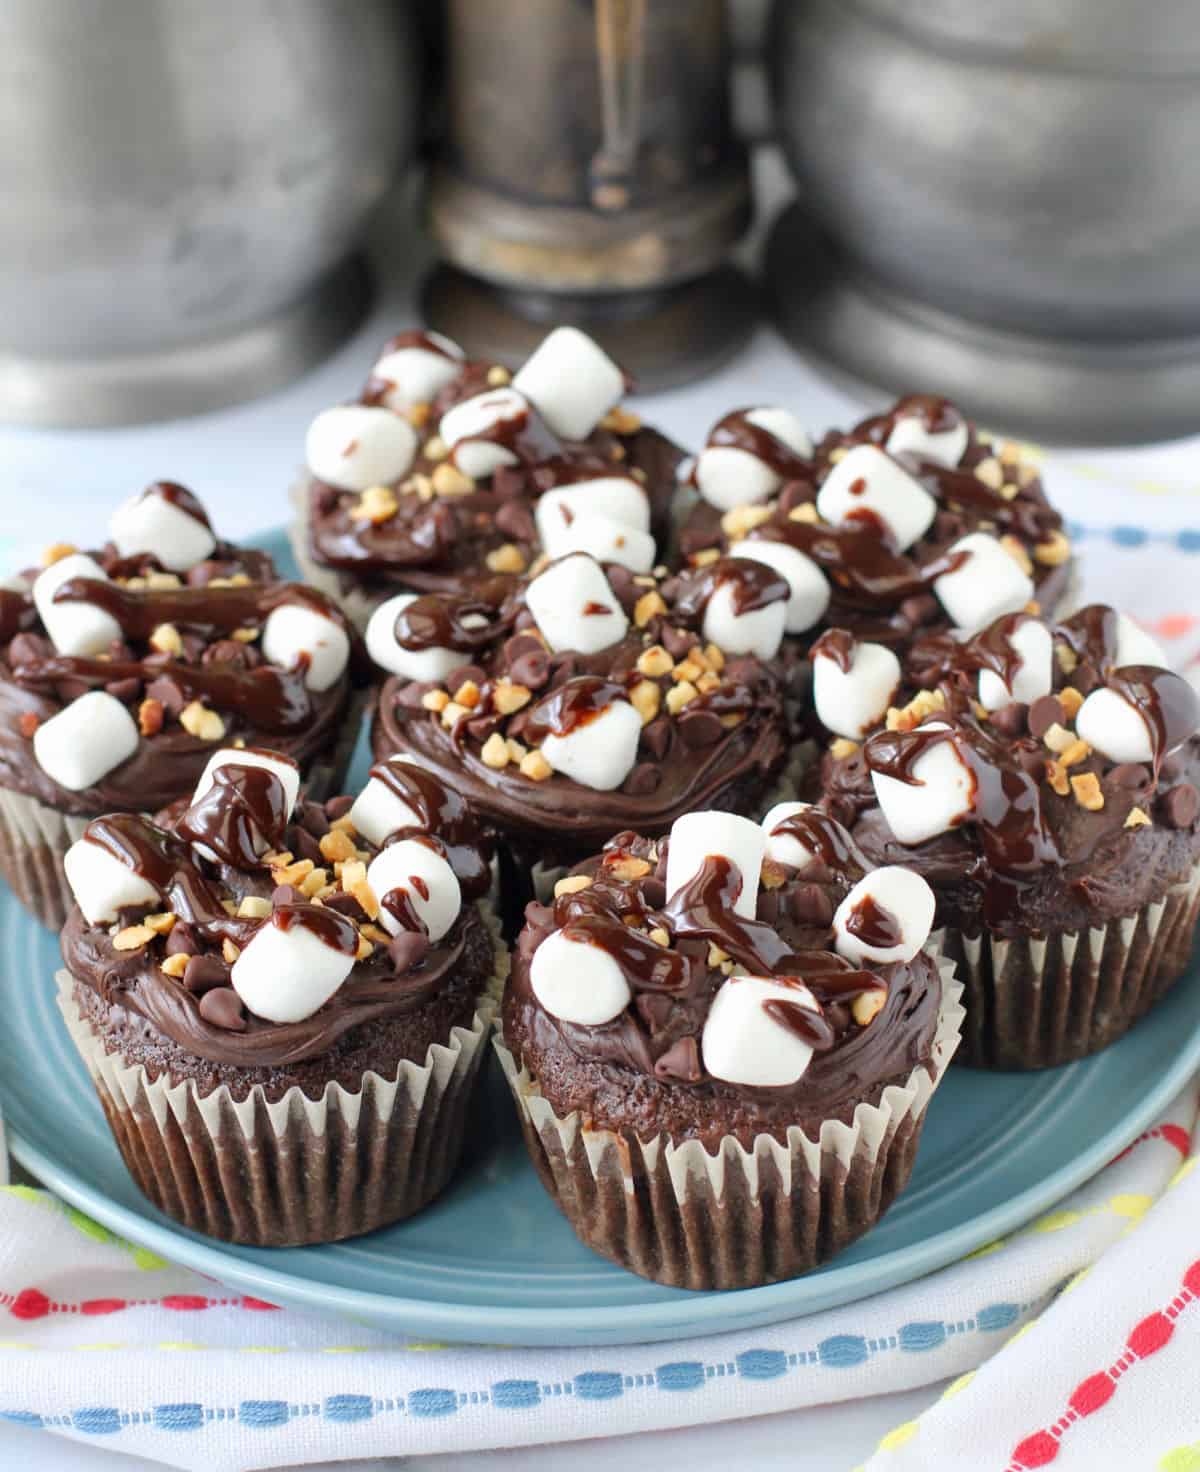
left=886, top=413, right=969, bottom=468
left=540, top=699, right=643, bottom=791
left=109, top=488, right=217, bottom=571
left=760, top=801, right=817, bottom=872
left=933, top=533, right=1034, bottom=633
left=977, top=617, right=1054, bottom=710
left=33, top=553, right=122, bottom=657
left=33, top=690, right=139, bottom=792
left=693, top=407, right=812, bottom=513
left=439, top=387, right=529, bottom=479
left=368, top=838, right=462, bottom=943
left=666, top=811, right=766, bottom=920
left=834, top=866, right=936, bottom=965
left=191, top=748, right=301, bottom=821
left=348, top=771, right=422, bottom=848
left=64, top=835, right=161, bottom=925
left=553, top=512, right=657, bottom=573
left=1075, top=687, right=1155, bottom=764
left=524, top=553, right=629, bottom=654
left=812, top=639, right=901, bottom=739
left=231, top=913, right=356, bottom=1024
left=869, top=721, right=975, bottom=845
left=535, top=476, right=651, bottom=557
left=365, top=592, right=485, bottom=683
left=512, top=326, right=625, bottom=442
left=738, top=539, right=831, bottom=634
left=261, top=602, right=350, bottom=692
left=306, top=405, right=418, bottom=491
left=701, top=576, right=787, bottom=661
left=816, top=444, right=937, bottom=552
left=701, top=975, right=819, bottom=1087
left=370, top=333, right=464, bottom=411
left=1115, top=612, right=1169, bottom=671
left=529, top=929, right=632, bottom=1026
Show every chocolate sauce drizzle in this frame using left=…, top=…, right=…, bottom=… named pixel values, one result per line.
left=673, top=556, right=790, bottom=625
left=368, top=757, right=493, bottom=899
left=174, top=761, right=292, bottom=869
left=393, top=594, right=503, bottom=655
left=702, top=408, right=814, bottom=480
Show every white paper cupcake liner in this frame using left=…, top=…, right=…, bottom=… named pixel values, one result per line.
left=494, top=957, right=963, bottom=1289
left=55, top=907, right=509, bottom=1246
left=0, top=783, right=91, bottom=929
left=937, top=859, right=1200, bottom=1070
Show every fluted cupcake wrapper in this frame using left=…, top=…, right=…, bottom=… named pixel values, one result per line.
left=937, top=860, right=1200, bottom=1071
left=0, top=783, right=91, bottom=929
left=493, top=958, right=963, bottom=1290
left=54, top=908, right=509, bottom=1247
left=289, top=479, right=383, bottom=633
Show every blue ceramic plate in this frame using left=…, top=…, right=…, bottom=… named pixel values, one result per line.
left=2, top=531, right=1199, bottom=1347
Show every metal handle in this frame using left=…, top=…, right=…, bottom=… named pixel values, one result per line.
left=590, top=0, right=647, bottom=211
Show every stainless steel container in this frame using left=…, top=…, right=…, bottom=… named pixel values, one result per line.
left=766, top=0, right=1200, bottom=442
left=0, top=0, right=420, bottom=427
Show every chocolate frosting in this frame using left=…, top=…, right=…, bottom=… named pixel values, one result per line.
left=502, top=829, right=942, bottom=1146
left=0, top=537, right=363, bottom=814
left=61, top=762, right=495, bottom=1074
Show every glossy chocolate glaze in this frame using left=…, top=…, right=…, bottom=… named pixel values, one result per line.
left=502, top=829, right=942, bottom=1146
left=174, top=761, right=293, bottom=869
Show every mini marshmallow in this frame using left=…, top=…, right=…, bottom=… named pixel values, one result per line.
left=306, top=404, right=418, bottom=491
left=33, top=690, right=139, bottom=792
left=33, top=553, right=122, bottom=657
left=816, top=444, right=937, bottom=552
left=1075, top=687, right=1155, bottom=764
left=553, top=512, right=657, bottom=573
left=834, top=866, right=936, bottom=965
left=738, top=539, right=830, bottom=634
left=702, top=576, right=787, bottom=661
left=701, top=975, right=819, bottom=1087
left=368, top=838, right=461, bottom=943
left=191, top=748, right=300, bottom=821
left=1115, top=612, right=1169, bottom=671
left=540, top=699, right=643, bottom=791
left=370, top=332, right=464, bottom=411
left=694, top=407, right=813, bottom=513
left=870, top=721, right=975, bottom=845
left=261, top=602, right=350, bottom=692
left=511, top=326, right=625, bottom=442
left=978, top=617, right=1054, bottom=710
left=535, top=476, right=650, bottom=558
left=231, top=913, right=356, bottom=1024
left=813, top=639, right=901, bottom=740
left=439, top=387, right=528, bottom=479
left=109, top=487, right=216, bottom=571
left=64, top=835, right=161, bottom=925
left=933, top=533, right=1034, bottom=633
left=529, top=928, right=632, bottom=1026
left=666, top=811, right=766, bottom=920
left=885, top=413, right=969, bottom=468
left=348, top=770, right=421, bottom=848
left=365, top=592, right=486, bottom=682
left=524, top=553, right=629, bottom=654
left=760, top=801, right=817, bottom=871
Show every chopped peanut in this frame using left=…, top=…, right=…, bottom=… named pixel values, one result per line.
left=608, top=856, right=652, bottom=882
left=1125, top=806, right=1152, bottom=829
left=696, top=670, right=721, bottom=694
left=143, top=911, right=176, bottom=935
left=222, top=939, right=241, bottom=964
left=1034, top=530, right=1072, bottom=566
left=403, top=402, right=432, bottom=428
left=319, top=828, right=358, bottom=864
left=231, top=626, right=259, bottom=643
left=1042, top=722, right=1075, bottom=754
left=720, top=712, right=745, bottom=729
left=999, top=536, right=1033, bottom=577
left=519, top=749, right=553, bottom=781
left=423, top=435, right=448, bottom=462
left=974, top=456, right=1004, bottom=490
left=237, top=895, right=272, bottom=919
left=492, top=680, right=531, bottom=715
left=404, top=474, right=434, bottom=501
left=828, top=446, right=848, bottom=464
left=454, top=679, right=481, bottom=709
left=422, top=688, right=450, bottom=713
left=441, top=700, right=468, bottom=729
left=554, top=874, right=593, bottom=898
left=486, top=543, right=527, bottom=575
left=788, top=502, right=820, bottom=524
left=720, top=503, right=774, bottom=541
left=703, top=643, right=726, bottom=672
left=636, top=644, right=674, bottom=678
left=350, top=879, right=380, bottom=920
left=350, top=485, right=399, bottom=524
left=1056, top=642, right=1079, bottom=674
left=691, top=547, right=720, bottom=566
left=707, top=942, right=730, bottom=967
left=149, top=622, right=184, bottom=656
left=1060, top=738, right=1090, bottom=768
left=273, top=858, right=315, bottom=886
left=161, top=953, right=190, bottom=979
left=506, top=738, right=528, bottom=764
left=486, top=364, right=512, bottom=387
left=665, top=680, right=699, bottom=714
left=480, top=732, right=510, bottom=769
left=41, top=542, right=77, bottom=566
left=830, top=737, right=860, bottom=760
left=432, top=462, right=474, bottom=497
left=299, top=867, right=329, bottom=898
left=330, top=814, right=357, bottom=835
left=629, top=679, right=661, bottom=725
left=362, top=923, right=392, bottom=946
left=648, top=927, right=671, bottom=947
left=634, top=590, right=667, bottom=627
left=671, top=658, right=704, bottom=685
left=179, top=701, right=226, bottom=742
left=340, top=860, right=367, bottom=893
left=852, top=989, right=886, bottom=1027
left=1060, top=686, right=1084, bottom=719
left=761, top=859, right=787, bottom=891
left=1071, top=771, right=1104, bottom=811
left=601, top=406, right=642, bottom=435
left=355, top=933, right=374, bottom=961
left=113, top=924, right=155, bottom=951
left=999, top=482, right=1020, bottom=501
left=1046, top=759, right=1070, bottom=796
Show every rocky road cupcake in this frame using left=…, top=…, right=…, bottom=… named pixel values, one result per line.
left=817, top=605, right=1200, bottom=1068
left=497, top=807, right=961, bottom=1288
left=368, top=549, right=792, bottom=914
left=294, top=325, right=685, bottom=626
left=56, top=747, right=503, bottom=1245
left=0, top=485, right=364, bottom=928
left=679, top=394, right=1073, bottom=670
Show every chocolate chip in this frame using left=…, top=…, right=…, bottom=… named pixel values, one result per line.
left=395, top=680, right=434, bottom=712
left=183, top=954, right=231, bottom=994
left=899, top=593, right=939, bottom=628
left=505, top=632, right=543, bottom=664
left=639, top=876, right=667, bottom=909
left=324, top=794, right=354, bottom=820
left=622, top=762, right=662, bottom=795
left=548, top=654, right=577, bottom=687
left=1109, top=762, right=1150, bottom=790
left=292, top=827, right=323, bottom=865
left=388, top=931, right=430, bottom=972
left=641, top=716, right=672, bottom=761
left=777, top=479, right=816, bottom=516
left=606, top=565, right=635, bottom=609
left=165, top=922, right=199, bottom=958
left=1163, top=783, right=1200, bottom=829
left=320, top=891, right=363, bottom=918
left=494, top=500, right=535, bottom=542
left=447, top=664, right=485, bottom=693
left=145, top=674, right=187, bottom=717
left=7, top=632, right=53, bottom=666
left=492, top=466, right=527, bottom=500
left=678, top=708, right=724, bottom=749
left=103, top=676, right=141, bottom=703
left=756, top=890, right=779, bottom=923
left=661, top=625, right=693, bottom=659
left=198, top=986, right=246, bottom=1030
left=1072, top=665, right=1100, bottom=696
left=1027, top=694, right=1064, bottom=740
left=654, top=1036, right=703, bottom=1083
left=988, top=702, right=1027, bottom=738
left=1017, top=746, right=1047, bottom=779
left=202, top=638, right=254, bottom=669
left=298, top=800, right=330, bottom=837
left=636, top=992, right=674, bottom=1032
left=271, top=884, right=304, bottom=907
left=786, top=882, right=834, bottom=928
left=510, top=649, right=550, bottom=689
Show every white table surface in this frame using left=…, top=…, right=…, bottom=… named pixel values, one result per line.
left=3, top=153, right=1197, bottom=1472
